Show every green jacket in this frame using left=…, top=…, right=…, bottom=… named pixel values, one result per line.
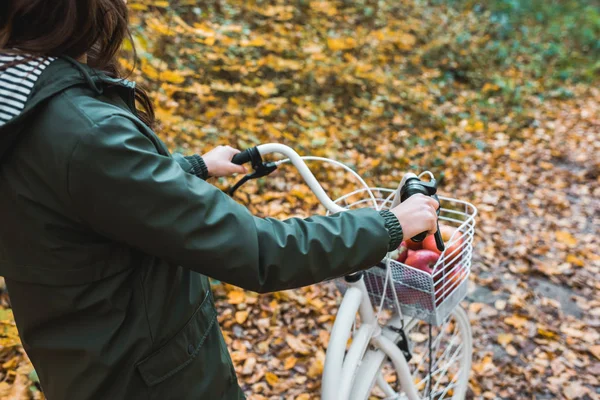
left=0, top=55, right=401, bottom=400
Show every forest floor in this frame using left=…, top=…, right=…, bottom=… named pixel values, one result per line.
left=0, top=1, right=598, bottom=399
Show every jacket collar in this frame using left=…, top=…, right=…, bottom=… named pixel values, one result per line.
left=0, top=55, right=136, bottom=162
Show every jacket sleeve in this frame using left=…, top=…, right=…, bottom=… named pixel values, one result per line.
left=67, top=115, right=390, bottom=293
left=172, top=153, right=209, bottom=180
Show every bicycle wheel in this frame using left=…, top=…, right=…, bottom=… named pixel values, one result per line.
left=353, top=306, right=472, bottom=400
left=404, top=306, right=472, bottom=399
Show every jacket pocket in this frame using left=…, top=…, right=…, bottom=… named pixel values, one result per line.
left=136, top=291, right=217, bottom=387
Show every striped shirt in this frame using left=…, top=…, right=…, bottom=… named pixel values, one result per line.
left=0, top=54, right=56, bottom=127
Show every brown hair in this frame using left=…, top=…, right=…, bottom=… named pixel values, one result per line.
left=0, top=0, right=155, bottom=127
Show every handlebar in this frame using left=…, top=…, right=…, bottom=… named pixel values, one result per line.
left=231, top=144, right=444, bottom=252
left=234, top=144, right=347, bottom=214
left=231, top=147, right=258, bottom=165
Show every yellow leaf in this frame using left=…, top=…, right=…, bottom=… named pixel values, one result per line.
left=265, top=372, right=279, bottom=386
left=309, top=298, right=325, bottom=310
left=1, top=357, right=17, bottom=370
left=241, top=37, right=267, bottom=47
left=466, top=120, right=484, bottom=132
left=153, top=1, right=170, bottom=7
left=284, top=356, right=297, bottom=370
left=159, top=70, right=185, bottom=84
left=497, top=333, right=513, bottom=346
left=555, top=231, right=577, bottom=247
left=472, top=354, right=493, bottom=374
left=235, top=311, right=249, bottom=324
left=256, top=82, right=278, bottom=97
left=228, top=291, right=246, bottom=305
left=296, top=394, right=311, bottom=400
left=129, top=4, right=148, bottom=11
left=146, top=17, right=175, bottom=36
left=307, top=350, right=325, bottom=377
left=482, top=83, right=500, bottom=93
left=566, top=254, right=584, bottom=267
left=141, top=62, right=159, bottom=81
left=537, top=326, right=558, bottom=339
left=327, top=37, right=357, bottom=51
left=259, top=103, right=278, bottom=117
left=504, top=315, right=529, bottom=329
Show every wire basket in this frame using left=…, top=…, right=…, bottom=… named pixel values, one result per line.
left=332, top=188, right=477, bottom=325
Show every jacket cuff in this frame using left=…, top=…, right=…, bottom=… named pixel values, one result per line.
left=378, top=210, right=403, bottom=251
left=185, top=155, right=209, bottom=180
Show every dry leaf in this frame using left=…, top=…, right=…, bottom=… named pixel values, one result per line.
left=555, top=231, right=577, bottom=247
left=284, top=356, right=297, bottom=370
left=504, top=315, right=529, bottom=329
left=228, top=291, right=246, bottom=305
left=265, top=372, right=279, bottom=387
left=242, top=357, right=256, bottom=375
left=285, top=335, right=311, bottom=355
left=590, top=345, right=600, bottom=360
left=497, top=333, right=513, bottom=346
left=235, top=311, right=249, bottom=324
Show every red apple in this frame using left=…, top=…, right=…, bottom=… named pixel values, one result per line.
left=434, top=263, right=465, bottom=306
left=404, top=249, right=440, bottom=273
left=405, top=238, right=422, bottom=250
left=396, top=241, right=408, bottom=263
left=423, top=225, right=464, bottom=263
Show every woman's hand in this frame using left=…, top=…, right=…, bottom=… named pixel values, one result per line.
left=389, top=194, right=439, bottom=239
left=202, top=146, right=247, bottom=177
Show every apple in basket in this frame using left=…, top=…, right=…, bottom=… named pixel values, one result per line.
left=387, top=241, right=409, bottom=263
left=405, top=238, right=422, bottom=250
left=404, top=249, right=440, bottom=273
left=402, top=250, right=440, bottom=308
left=434, top=263, right=464, bottom=306
left=423, top=224, right=464, bottom=263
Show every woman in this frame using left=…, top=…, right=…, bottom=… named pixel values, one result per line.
left=0, top=1, right=439, bottom=399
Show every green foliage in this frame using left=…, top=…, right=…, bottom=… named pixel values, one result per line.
left=444, top=0, right=600, bottom=82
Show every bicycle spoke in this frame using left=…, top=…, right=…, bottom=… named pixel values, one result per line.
left=411, top=321, right=459, bottom=378
left=407, top=314, right=465, bottom=400
left=430, top=343, right=464, bottom=396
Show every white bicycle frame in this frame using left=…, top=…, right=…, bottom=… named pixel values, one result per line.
left=321, top=277, right=422, bottom=400
left=250, top=143, right=471, bottom=400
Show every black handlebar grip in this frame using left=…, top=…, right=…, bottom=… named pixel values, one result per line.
left=232, top=149, right=253, bottom=165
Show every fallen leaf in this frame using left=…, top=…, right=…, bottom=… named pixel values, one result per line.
left=589, top=345, right=600, bottom=360
left=504, top=315, right=529, bottom=329
left=284, top=356, right=297, bottom=370
left=563, top=381, right=588, bottom=399
left=242, top=357, right=256, bottom=375
left=235, top=311, right=249, bottom=324
left=286, top=335, right=311, bottom=355
left=265, top=372, right=279, bottom=387
left=555, top=231, right=577, bottom=247
left=228, top=291, right=246, bottom=305
left=565, top=254, right=584, bottom=267
left=497, top=333, right=513, bottom=346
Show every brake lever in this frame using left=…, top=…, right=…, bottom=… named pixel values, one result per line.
left=228, top=161, right=278, bottom=196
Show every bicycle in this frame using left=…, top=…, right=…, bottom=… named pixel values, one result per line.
left=231, top=143, right=477, bottom=400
